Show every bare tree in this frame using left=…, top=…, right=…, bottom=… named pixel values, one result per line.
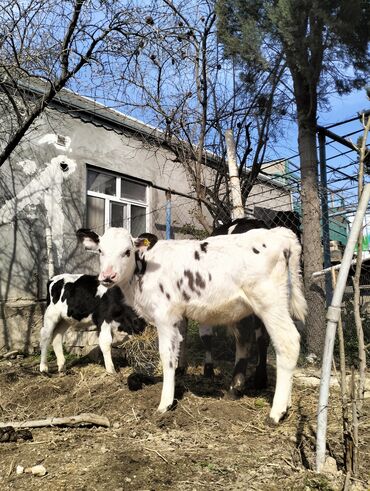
left=0, top=0, right=147, bottom=168
left=0, top=0, right=289, bottom=229
left=110, top=0, right=287, bottom=230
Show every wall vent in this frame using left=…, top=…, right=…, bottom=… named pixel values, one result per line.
left=57, top=134, right=67, bottom=147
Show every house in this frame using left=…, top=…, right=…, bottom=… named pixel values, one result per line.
left=0, top=87, right=294, bottom=353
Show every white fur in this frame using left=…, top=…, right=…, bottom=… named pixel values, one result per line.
left=81, top=226, right=307, bottom=423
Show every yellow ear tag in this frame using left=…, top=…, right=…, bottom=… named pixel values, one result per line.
left=143, top=238, right=150, bottom=247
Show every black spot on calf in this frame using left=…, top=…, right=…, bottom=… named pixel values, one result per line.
left=195, top=272, right=206, bottom=289
left=61, top=275, right=100, bottom=321
left=94, top=286, right=146, bottom=335
left=194, top=250, right=200, bottom=261
left=200, top=242, right=209, bottom=253
left=211, top=218, right=266, bottom=236
left=51, top=279, right=64, bottom=304
left=182, top=291, right=190, bottom=302
left=252, top=247, right=260, bottom=254
left=184, top=270, right=195, bottom=291
left=138, top=276, right=144, bottom=293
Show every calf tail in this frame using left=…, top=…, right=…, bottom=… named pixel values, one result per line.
left=286, top=232, right=307, bottom=322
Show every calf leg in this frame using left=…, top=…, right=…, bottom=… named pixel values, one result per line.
left=156, top=320, right=183, bottom=413
left=51, top=321, right=69, bottom=373
left=199, top=324, right=214, bottom=378
left=176, top=318, right=188, bottom=376
left=40, top=310, right=60, bottom=373
left=254, top=320, right=269, bottom=389
left=258, top=307, right=300, bottom=424
left=229, top=319, right=255, bottom=398
left=98, top=321, right=116, bottom=375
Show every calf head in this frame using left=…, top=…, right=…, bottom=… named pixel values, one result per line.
left=76, top=228, right=154, bottom=288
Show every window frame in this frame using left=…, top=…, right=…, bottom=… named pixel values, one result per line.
left=86, top=166, right=149, bottom=234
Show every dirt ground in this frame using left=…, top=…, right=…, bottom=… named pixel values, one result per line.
left=0, top=350, right=369, bottom=491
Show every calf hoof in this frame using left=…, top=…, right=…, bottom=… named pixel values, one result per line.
left=265, top=415, right=279, bottom=427
left=228, top=374, right=245, bottom=399
left=157, top=403, right=174, bottom=414
left=203, top=363, right=214, bottom=378
left=40, top=371, right=52, bottom=378
left=267, top=409, right=289, bottom=426
left=227, top=386, right=244, bottom=400
left=39, top=363, right=48, bottom=373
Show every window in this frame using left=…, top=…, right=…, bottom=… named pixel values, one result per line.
left=86, top=168, right=148, bottom=235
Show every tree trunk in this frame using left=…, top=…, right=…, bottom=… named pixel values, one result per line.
left=298, top=119, right=326, bottom=356
left=225, top=129, right=244, bottom=220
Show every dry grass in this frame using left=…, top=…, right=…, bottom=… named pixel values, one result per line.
left=0, top=355, right=369, bottom=490
left=118, top=325, right=160, bottom=375
left=0, top=327, right=369, bottom=491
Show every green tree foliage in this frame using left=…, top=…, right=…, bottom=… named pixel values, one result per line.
left=216, top=0, right=370, bottom=107
left=216, top=0, right=370, bottom=355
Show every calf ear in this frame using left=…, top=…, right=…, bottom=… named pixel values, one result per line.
left=134, top=236, right=151, bottom=253
left=137, top=233, right=158, bottom=250
left=76, top=228, right=100, bottom=251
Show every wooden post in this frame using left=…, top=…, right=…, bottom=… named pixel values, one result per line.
left=165, top=190, right=171, bottom=240
left=225, top=129, right=244, bottom=220
left=45, top=224, right=54, bottom=278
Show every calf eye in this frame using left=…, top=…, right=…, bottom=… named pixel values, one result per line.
left=123, top=250, right=130, bottom=257
left=98, top=248, right=102, bottom=253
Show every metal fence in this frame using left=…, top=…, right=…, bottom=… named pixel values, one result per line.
left=148, top=112, right=370, bottom=359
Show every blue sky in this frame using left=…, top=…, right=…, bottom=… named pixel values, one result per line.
left=319, top=90, right=370, bottom=127
left=271, top=89, right=370, bottom=161
left=260, top=87, right=370, bottom=234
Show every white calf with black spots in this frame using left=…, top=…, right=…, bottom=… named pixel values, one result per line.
left=39, top=273, right=145, bottom=375
left=77, top=226, right=307, bottom=424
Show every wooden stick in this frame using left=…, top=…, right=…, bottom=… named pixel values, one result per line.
left=0, top=413, right=110, bottom=429
left=2, top=350, right=19, bottom=359
left=7, top=458, right=15, bottom=478
left=144, top=447, right=169, bottom=463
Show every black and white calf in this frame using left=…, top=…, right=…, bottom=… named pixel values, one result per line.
left=77, top=226, right=307, bottom=424
left=39, top=274, right=146, bottom=375
left=199, top=218, right=269, bottom=396
left=199, top=215, right=300, bottom=398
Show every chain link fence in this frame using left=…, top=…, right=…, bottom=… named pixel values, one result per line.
left=147, top=117, right=370, bottom=361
